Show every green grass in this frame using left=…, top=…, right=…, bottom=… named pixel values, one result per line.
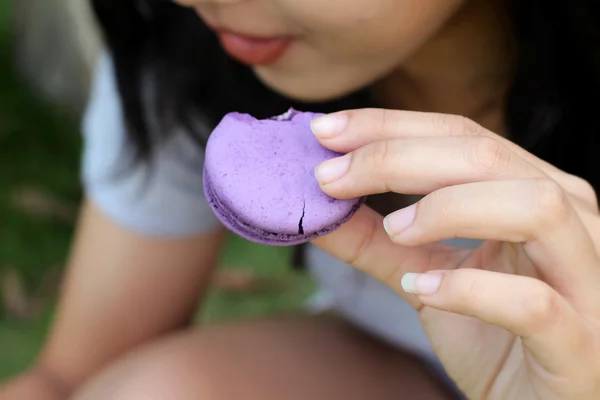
left=0, top=1, right=314, bottom=380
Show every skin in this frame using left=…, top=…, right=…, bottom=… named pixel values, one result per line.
left=189, top=0, right=511, bottom=111
left=311, top=109, right=600, bottom=398
left=3, top=0, right=599, bottom=399
left=0, top=202, right=226, bottom=399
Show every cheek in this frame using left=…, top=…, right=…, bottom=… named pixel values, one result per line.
left=277, top=0, right=395, bottom=39
left=276, top=0, right=465, bottom=58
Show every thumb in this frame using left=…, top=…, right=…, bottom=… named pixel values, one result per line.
left=402, top=269, right=588, bottom=376
left=312, top=206, right=429, bottom=308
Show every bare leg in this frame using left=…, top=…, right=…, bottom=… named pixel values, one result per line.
left=73, top=316, right=457, bottom=400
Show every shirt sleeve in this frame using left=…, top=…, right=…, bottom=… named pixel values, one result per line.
left=80, top=52, right=221, bottom=237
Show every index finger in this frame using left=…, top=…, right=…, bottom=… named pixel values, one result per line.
left=311, top=109, right=594, bottom=203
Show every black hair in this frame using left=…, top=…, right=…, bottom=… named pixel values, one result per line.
left=90, top=0, right=600, bottom=269
left=506, top=0, right=600, bottom=185
left=90, top=0, right=369, bottom=159
left=91, top=0, right=600, bottom=190
left=90, top=0, right=600, bottom=196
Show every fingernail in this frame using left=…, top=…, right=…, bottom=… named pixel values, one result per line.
left=315, top=154, right=351, bottom=184
left=311, top=113, right=348, bottom=139
left=401, top=273, right=442, bottom=295
left=383, top=204, right=417, bottom=236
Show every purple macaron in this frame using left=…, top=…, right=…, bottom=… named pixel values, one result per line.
left=203, top=108, right=364, bottom=246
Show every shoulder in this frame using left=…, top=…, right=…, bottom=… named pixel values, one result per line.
left=82, top=52, right=122, bottom=138
left=80, top=51, right=221, bottom=237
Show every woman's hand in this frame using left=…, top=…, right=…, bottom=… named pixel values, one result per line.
left=310, top=109, right=600, bottom=400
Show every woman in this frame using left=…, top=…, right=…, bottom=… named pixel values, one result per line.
left=1, top=0, right=600, bottom=398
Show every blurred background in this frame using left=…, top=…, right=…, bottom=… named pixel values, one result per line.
left=0, top=0, right=314, bottom=380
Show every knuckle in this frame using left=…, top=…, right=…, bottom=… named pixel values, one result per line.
left=376, top=140, right=393, bottom=169
left=347, top=214, right=408, bottom=285
left=532, top=179, right=572, bottom=226
left=365, top=140, right=395, bottom=183
left=379, top=108, right=392, bottom=133
left=567, top=174, right=598, bottom=209
left=431, top=113, right=461, bottom=135
left=520, top=281, right=561, bottom=335
left=359, top=108, right=381, bottom=134
left=466, top=136, right=512, bottom=175
left=369, top=108, right=399, bottom=137
left=426, top=188, right=454, bottom=221
left=429, top=114, right=486, bottom=137
left=458, top=116, right=486, bottom=136
left=451, top=273, right=479, bottom=306
left=345, top=213, right=378, bottom=271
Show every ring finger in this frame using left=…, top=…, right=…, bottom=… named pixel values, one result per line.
left=384, top=178, right=600, bottom=311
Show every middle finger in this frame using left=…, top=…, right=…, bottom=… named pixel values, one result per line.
left=386, top=179, right=600, bottom=311
left=315, top=136, right=544, bottom=199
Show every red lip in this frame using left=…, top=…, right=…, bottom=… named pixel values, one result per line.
left=214, top=29, right=293, bottom=66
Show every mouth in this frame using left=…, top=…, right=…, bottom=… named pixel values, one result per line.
left=212, top=27, right=294, bottom=66
left=198, top=12, right=294, bottom=66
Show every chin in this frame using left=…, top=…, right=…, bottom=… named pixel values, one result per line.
left=253, top=66, right=370, bottom=103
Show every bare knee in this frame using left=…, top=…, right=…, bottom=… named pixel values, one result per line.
left=72, top=332, right=233, bottom=400
left=72, top=318, right=452, bottom=400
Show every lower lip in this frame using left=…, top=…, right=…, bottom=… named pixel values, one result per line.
left=217, top=32, right=292, bottom=66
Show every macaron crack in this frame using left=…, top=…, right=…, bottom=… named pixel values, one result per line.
left=298, top=201, right=306, bottom=235
left=203, top=109, right=365, bottom=246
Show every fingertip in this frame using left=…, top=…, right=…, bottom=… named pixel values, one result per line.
left=400, top=273, right=419, bottom=293
left=401, top=272, right=443, bottom=295
left=314, top=154, right=351, bottom=185
left=384, top=205, right=417, bottom=236
left=311, top=112, right=348, bottom=139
